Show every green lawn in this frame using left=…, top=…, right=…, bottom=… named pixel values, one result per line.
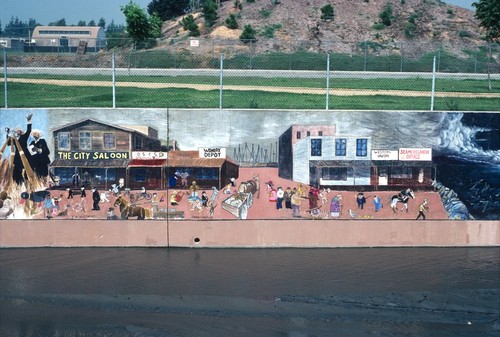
left=2, top=82, right=498, bottom=111
left=7, top=73, right=499, bottom=93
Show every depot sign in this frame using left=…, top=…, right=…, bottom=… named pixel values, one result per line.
left=398, top=148, right=432, bottom=161
left=199, top=147, right=226, bottom=159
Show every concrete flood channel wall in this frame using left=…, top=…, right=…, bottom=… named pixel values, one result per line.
left=1, top=219, right=498, bottom=248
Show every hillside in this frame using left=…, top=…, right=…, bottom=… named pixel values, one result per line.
left=160, top=0, right=485, bottom=58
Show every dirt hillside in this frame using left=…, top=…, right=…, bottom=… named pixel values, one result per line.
left=160, top=0, right=484, bottom=57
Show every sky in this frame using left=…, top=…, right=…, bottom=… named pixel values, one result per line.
left=0, top=0, right=476, bottom=28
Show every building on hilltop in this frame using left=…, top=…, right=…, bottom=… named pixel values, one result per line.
left=30, top=26, right=106, bottom=52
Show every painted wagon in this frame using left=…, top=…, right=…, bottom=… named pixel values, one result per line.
left=221, top=176, right=259, bottom=220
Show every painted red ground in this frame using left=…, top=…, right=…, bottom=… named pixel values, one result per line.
left=38, top=167, right=448, bottom=221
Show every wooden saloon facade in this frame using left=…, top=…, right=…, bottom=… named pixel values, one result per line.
left=50, top=119, right=161, bottom=190
left=50, top=119, right=240, bottom=191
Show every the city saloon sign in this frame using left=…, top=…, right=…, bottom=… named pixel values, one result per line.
left=57, top=151, right=129, bottom=160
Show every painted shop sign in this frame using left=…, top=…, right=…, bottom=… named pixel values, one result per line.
left=398, top=148, right=432, bottom=161
left=57, top=151, right=129, bottom=160
left=199, top=147, right=226, bottom=158
left=131, top=151, right=168, bottom=160
left=371, top=150, right=399, bottom=161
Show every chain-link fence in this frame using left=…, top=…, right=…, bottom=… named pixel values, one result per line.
left=1, top=38, right=499, bottom=110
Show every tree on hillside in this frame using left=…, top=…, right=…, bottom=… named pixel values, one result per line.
left=121, top=1, right=158, bottom=48
left=149, top=13, right=163, bottom=39
left=225, top=13, right=238, bottom=29
left=180, top=14, right=200, bottom=36
left=240, top=24, right=257, bottom=42
left=106, top=20, right=127, bottom=49
left=320, top=4, right=334, bottom=21
left=472, top=0, right=500, bottom=42
left=77, top=20, right=87, bottom=26
left=472, top=0, right=499, bottom=91
left=147, top=0, right=189, bottom=21
left=379, top=3, right=393, bottom=26
left=88, top=20, right=96, bottom=26
left=203, top=0, right=218, bottom=27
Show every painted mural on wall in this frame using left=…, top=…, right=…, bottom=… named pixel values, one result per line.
left=0, top=109, right=498, bottom=221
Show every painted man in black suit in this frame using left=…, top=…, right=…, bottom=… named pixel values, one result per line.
left=29, top=129, right=51, bottom=182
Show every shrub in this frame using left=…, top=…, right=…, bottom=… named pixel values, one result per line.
left=372, top=22, right=385, bottom=30
left=225, top=13, right=238, bottom=29
left=179, top=14, right=200, bottom=37
left=260, top=9, right=272, bottom=18
left=379, top=3, right=393, bottom=26
left=320, top=4, right=334, bottom=21
left=459, top=30, right=472, bottom=38
left=260, top=24, right=282, bottom=38
left=404, top=22, right=416, bottom=38
left=240, top=24, right=257, bottom=42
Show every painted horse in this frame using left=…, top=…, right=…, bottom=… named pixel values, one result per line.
left=390, top=188, right=415, bottom=213
left=113, top=195, right=151, bottom=220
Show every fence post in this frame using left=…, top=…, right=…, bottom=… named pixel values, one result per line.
left=400, top=42, right=404, bottom=72
left=112, top=52, right=116, bottom=108
left=3, top=48, right=7, bottom=108
left=431, top=56, right=436, bottom=111
left=219, top=53, right=224, bottom=112
left=326, top=53, right=330, bottom=111
left=474, top=49, right=477, bottom=74
left=436, top=47, right=441, bottom=72
left=364, top=41, right=367, bottom=71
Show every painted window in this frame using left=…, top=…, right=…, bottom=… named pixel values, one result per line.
left=79, top=131, right=91, bottom=150
left=335, top=138, right=347, bottom=156
left=58, top=132, right=70, bottom=150
left=311, top=139, right=322, bottom=157
left=391, top=167, right=412, bottom=179
left=356, top=138, right=368, bottom=157
left=135, top=136, right=142, bottom=150
left=322, top=167, right=348, bottom=181
left=134, top=168, right=146, bottom=182
left=103, top=132, right=115, bottom=150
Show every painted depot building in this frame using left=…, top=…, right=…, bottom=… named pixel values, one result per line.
left=279, top=125, right=435, bottom=190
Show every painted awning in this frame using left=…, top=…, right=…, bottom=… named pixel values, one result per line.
left=50, top=159, right=130, bottom=168
left=127, top=159, right=167, bottom=167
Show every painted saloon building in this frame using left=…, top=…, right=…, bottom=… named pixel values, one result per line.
left=50, top=119, right=161, bottom=190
